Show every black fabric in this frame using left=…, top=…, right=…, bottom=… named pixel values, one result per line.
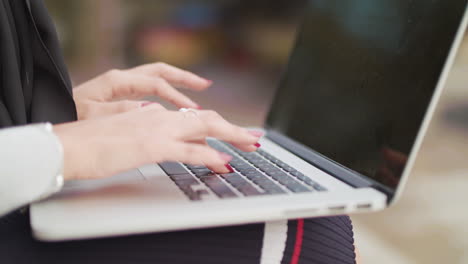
left=281, top=218, right=356, bottom=264
left=0, top=211, right=265, bottom=264
left=300, top=217, right=356, bottom=264
left=0, top=211, right=356, bottom=264
left=0, top=0, right=76, bottom=128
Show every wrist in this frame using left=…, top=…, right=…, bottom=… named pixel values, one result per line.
left=53, top=123, right=78, bottom=181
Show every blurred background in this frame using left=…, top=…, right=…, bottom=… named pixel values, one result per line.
left=44, top=1, right=468, bottom=263
left=45, top=0, right=307, bottom=125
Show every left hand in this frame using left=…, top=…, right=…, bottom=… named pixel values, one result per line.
left=73, top=62, right=212, bottom=120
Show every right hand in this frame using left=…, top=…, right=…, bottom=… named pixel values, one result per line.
left=54, top=105, right=263, bottom=181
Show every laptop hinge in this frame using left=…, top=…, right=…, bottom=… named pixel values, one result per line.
left=266, top=130, right=394, bottom=201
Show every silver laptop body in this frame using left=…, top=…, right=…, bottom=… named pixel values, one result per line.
left=31, top=1, right=468, bottom=241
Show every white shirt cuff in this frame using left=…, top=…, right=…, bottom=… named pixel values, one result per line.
left=0, top=123, right=64, bottom=216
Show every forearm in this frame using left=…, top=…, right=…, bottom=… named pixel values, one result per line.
left=0, top=124, right=64, bottom=217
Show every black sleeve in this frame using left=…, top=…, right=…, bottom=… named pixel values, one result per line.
left=0, top=0, right=76, bottom=128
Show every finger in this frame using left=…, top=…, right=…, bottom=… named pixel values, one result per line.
left=177, top=110, right=262, bottom=150
left=131, top=63, right=212, bottom=91
left=230, top=130, right=263, bottom=152
left=182, top=139, right=238, bottom=173
left=152, top=77, right=201, bottom=109
left=112, top=72, right=200, bottom=109
left=96, top=100, right=166, bottom=117
left=166, top=143, right=233, bottom=174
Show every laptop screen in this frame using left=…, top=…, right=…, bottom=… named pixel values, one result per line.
left=266, top=0, right=466, bottom=190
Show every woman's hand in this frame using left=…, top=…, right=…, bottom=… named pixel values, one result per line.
left=54, top=106, right=263, bottom=181
left=73, top=63, right=212, bottom=120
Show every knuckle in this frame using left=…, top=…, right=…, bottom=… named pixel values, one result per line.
left=183, top=145, right=198, bottom=160
left=202, top=111, right=224, bottom=130
left=151, top=78, right=167, bottom=94
left=153, top=77, right=168, bottom=88
left=204, top=122, right=223, bottom=136
left=155, top=62, right=169, bottom=69
left=191, top=120, right=208, bottom=136
left=204, top=110, right=220, bottom=120
left=105, top=69, right=122, bottom=80
left=103, top=70, right=126, bottom=90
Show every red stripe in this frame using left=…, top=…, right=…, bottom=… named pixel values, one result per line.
left=290, top=219, right=304, bottom=264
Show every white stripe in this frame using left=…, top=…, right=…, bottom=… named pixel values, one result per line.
left=260, top=220, right=288, bottom=264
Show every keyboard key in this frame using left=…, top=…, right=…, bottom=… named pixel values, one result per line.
left=232, top=165, right=251, bottom=171
left=207, top=140, right=228, bottom=151
left=201, top=175, right=238, bottom=198
left=238, top=185, right=263, bottom=196
left=275, top=161, right=288, bottom=168
left=160, top=162, right=189, bottom=175
left=313, top=184, right=327, bottom=191
left=240, top=153, right=258, bottom=160
left=220, top=173, right=244, bottom=184
left=248, top=176, right=286, bottom=194
left=191, top=168, right=213, bottom=176
left=270, top=174, right=312, bottom=193
left=302, top=177, right=327, bottom=191
left=282, top=166, right=296, bottom=172
left=287, top=182, right=312, bottom=193
left=182, top=186, right=210, bottom=201
left=259, top=167, right=282, bottom=175
left=269, top=172, right=290, bottom=181
left=196, top=189, right=210, bottom=197
left=265, top=185, right=287, bottom=194
left=256, top=163, right=276, bottom=170
left=203, top=140, right=327, bottom=197
left=170, top=174, right=196, bottom=181
left=171, top=176, right=199, bottom=187
left=198, top=174, right=218, bottom=181
left=221, top=173, right=263, bottom=196
left=237, top=168, right=259, bottom=175
left=186, top=164, right=207, bottom=170
left=290, top=171, right=305, bottom=178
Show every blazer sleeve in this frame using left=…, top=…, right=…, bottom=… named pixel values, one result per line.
left=0, top=123, right=64, bottom=217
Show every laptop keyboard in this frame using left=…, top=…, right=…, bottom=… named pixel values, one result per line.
left=159, top=140, right=327, bottom=201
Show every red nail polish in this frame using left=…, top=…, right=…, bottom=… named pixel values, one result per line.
left=219, top=152, right=233, bottom=162
left=142, top=101, right=157, bottom=107
left=254, top=143, right=261, bottom=148
left=225, top=164, right=234, bottom=173
left=249, top=131, right=264, bottom=137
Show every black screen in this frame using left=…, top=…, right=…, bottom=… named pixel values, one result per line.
left=267, top=0, right=466, bottom=189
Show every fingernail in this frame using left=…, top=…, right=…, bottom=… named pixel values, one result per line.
left=254, top=143, right=261, bottom=148
left=195, top=105, right=203, bottom=110
left=219, top=152, right=233, bottom=162
left=205, top=79, right=213, bottom=84
left=225, top=164, right=234, bottom=173
left=249, top=131, right=264, bottom=138
left=142, top=101, right=157, bottom=107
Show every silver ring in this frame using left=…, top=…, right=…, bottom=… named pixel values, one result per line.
left=179, top=108, right=199, bottom=117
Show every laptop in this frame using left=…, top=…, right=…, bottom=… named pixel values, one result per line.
left=31, top=0, right=468, bottom=241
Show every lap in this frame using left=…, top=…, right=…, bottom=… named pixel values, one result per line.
left=0, top=211, right=355, bottom=264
